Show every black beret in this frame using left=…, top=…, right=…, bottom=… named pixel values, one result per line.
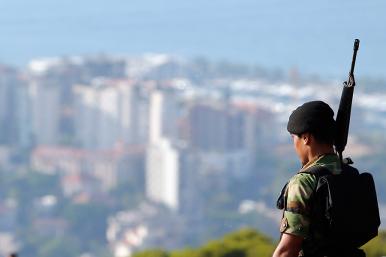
left=287, top=101, right=335, bottom=135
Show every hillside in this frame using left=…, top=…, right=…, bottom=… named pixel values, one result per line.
left=133, top=228, right=386, bottom=257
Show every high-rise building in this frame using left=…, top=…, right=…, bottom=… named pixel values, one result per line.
left=73, top=85, right=99, bottom=148
left=0, top=69, right=14, bottom=144
left=73, top=80, right=144, bottom=149
left=146, top=139, right=179, bottom=210
left=148, top=89, right=179, bottom=144
left=146, top=139, right=201, bottom=214
left=15, top=83, right=33, bottom=148
left=146, top=88, right=190, bottom=211
left=0, top=67, right=33, bottom=148
left=29, top=80, right=61, bottom=145
left=187, top=103, right=245, bottom=152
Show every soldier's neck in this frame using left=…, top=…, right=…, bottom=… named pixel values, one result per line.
left=304, top=144, right=335, bottom=167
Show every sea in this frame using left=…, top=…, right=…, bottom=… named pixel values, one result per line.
left=0, top=0, right=385, bottom=78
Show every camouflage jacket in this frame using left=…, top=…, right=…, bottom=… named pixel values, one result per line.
left=278, top=154, right=341, bottom=256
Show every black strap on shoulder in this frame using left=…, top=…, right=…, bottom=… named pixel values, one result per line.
left=302, top=165, right=334, bottom=196
left=276, top=182, right=288, bottom=210
left=302, top=165, right=332, bottom=177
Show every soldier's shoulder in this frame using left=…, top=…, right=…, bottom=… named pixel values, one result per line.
left=288, top=172, right=317, bottom=188
left=285, top=172, right=317, bottom=202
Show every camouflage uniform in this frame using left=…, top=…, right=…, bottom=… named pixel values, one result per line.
left=279, top=154, right=341, bottom=256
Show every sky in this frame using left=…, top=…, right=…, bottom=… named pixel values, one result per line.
left=0, top=0, right=385, bottom=78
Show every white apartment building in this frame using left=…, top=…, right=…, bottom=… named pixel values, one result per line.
left=73, top=80, right=143, bottom=149
left=148, top=90, right=179, bottom=144
left=146, top=88, right=187, bottom=211
left=146, top=138, right=179, bottom=211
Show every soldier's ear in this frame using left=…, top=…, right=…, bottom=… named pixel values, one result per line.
left=302, top=133, right=311, bottom=145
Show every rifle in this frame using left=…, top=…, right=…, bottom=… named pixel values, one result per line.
left=334, top=39, right=360, bottom=164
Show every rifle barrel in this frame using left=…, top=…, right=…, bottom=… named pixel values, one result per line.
left=350, top=39, right=360, bottom=76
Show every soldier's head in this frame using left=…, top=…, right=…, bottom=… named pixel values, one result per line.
left=287, top=101, right=336, bottom=164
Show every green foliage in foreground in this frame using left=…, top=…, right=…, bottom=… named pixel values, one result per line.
left=134, top=228, right=386, bottom=257
left=362, top=231, right=386, bottom=257
left=133, top=228, right=275, bottom=257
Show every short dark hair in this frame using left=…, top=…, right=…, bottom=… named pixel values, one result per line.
left=310, top=127, right=335, bottom=145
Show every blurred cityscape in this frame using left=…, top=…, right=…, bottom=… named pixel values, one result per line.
left=0, top=54, right=385, bottom=257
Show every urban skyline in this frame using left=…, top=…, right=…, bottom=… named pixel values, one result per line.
left=0, top=53, right=385, bottom=257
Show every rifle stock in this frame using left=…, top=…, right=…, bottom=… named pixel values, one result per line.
left=335, top=39, right=360, bottom=163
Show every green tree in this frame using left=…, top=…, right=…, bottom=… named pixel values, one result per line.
left=134, top=249, right=169, bottom=257
left=134, top=228, right=275, bottom=257
left=362, top=231, right=386, bottom=257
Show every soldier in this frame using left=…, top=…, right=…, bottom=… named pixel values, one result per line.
left=272, top=101, right=365, bottom=257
